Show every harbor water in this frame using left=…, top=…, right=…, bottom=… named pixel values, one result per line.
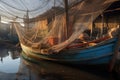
left=0, top=44, right=120, bottom=80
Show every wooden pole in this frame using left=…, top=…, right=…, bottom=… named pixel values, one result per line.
left=26, top=10, right=29, bottom=30
left=0, top=16, right=1, bottom=27
left=109, top=24, right=120, bottom=72
left=0, top=16, right=1, bottom=23
left=64, top=0, right=69, bottom=39
left=90, top=12, right=94, bottom=39
left=54, top=0, right=56, bottom=19
left=101, top=14, right=104, bottom=37
left=24, top=10, right=29, bottom=30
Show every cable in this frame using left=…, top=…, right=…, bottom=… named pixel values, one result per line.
left=20, top=0, right=28, bottom=10
left=0, top=0, right=50, bottom=12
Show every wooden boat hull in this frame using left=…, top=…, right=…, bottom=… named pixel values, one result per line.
left=21, top=38, right=117, bottom=65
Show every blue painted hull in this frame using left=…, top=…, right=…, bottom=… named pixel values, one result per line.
left=21, top=38, right=117, bottom=65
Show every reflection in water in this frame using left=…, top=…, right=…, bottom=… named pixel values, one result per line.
left=16, top=56, right=106, bottom=80
left=0, top=46, right=21, bottom=80
left=0, top=46, right=20, bottom=73
left=0, top=46, right=119, bottom=80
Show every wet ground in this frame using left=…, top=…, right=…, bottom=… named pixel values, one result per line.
left=0, top=44, right=120, bottom=80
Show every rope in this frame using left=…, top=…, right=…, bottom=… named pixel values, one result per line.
left=0, top=0, right=50, bottom=12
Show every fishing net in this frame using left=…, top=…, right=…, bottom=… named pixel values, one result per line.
left=13, top=0, right=117, bottom=53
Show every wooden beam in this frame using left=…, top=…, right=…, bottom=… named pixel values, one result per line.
left=64, top=0, right=69, bottom=39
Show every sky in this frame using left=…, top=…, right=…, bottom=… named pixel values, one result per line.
left=0, top=0, right=65, bottom=22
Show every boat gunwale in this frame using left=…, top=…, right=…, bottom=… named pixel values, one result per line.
left=21, top=38, right=116, bottom=55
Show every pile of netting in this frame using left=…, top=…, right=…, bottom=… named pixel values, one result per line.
left=13, top=0, right=117, bottom=53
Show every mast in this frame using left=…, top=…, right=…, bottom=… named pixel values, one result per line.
left=24, top=10, right=29, bottom=30
left=64, top=0, right=69, bottom=39
left=0, top=16, right=1, bottom=27
left=101, top=13, right=104, bottom=37
left=26, top=10, right=29, bottom=30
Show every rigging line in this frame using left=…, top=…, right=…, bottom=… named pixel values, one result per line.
left=20, top=0, right=31, bottom=18
left=0, top=2, right=38, bottom=19
left=57, top=0, right=64, bottom=7
left=0, top=0, right=26, bottom=12
left=25, top=0, right=49, bottom=18
left=18, top=0, right=28, bottom=10
left=0, top=10, right=18, bottom=21
left=13, top=0, right=26, bottom=11
left=28, top=0, right=50, bottom=12
left=0, top=5, right=16, bottom=17
left=71, top=7, right=120, bottom=17
left=0, top=0, right=50, bottom=12
left=27, top=1, right=51, bottom=17
left=69, top=0, right=82, bottom=8
left=20, top=0, right=28, bottom=10
left=0, top=14, right=12, bottom=20
left=0, top=7, right=24, bottom=19
left=104, top=7, right=120, bottom=13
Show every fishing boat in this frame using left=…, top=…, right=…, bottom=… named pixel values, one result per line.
left=11, top=0, right=120, bottom=71
left=21, top=37, right=116, bottom=64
